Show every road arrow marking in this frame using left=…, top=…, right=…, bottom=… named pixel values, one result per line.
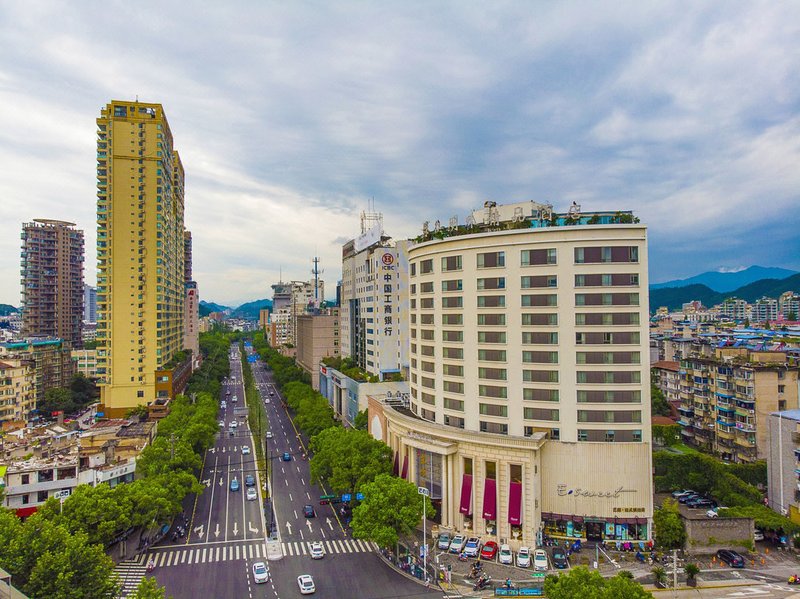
left=202, top=479, right=210, bottom=487
left=326, top=517, right=333, bottom=530
left=232, top=522, right=239, bottom=536
left=194, top=524, right=204, bottom=539
left=306, top=520, right=313, bottom=533
left=214, top=523, right=220, bottom=538
left=286, top=522, right=292, bottom=535
left=219, top=477, right=223, bottom=487
left=248, top=522, right=258, bottom=534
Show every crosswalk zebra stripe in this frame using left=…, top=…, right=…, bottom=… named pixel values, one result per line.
left=300, top=542, right=307, bottom=555
left=325, top=540, right=334, bottom=553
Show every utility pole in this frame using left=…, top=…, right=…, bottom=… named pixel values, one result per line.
left=418, top=487, right=430, bottom=584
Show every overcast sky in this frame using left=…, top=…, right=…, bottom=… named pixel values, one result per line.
left=1, top=1, right=798, bottom=307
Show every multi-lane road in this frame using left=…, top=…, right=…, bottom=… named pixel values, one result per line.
left=122, top=343, right=439, bottom=598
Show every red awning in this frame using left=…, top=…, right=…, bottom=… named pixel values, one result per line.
left=482, top=478, right=497, bottom=520
left=508, top=481, right=522, bottom=525
left=401, top=454, right=409, bottom=480
left=459, top=474, right=473, bottom=515
left=392, top=452, right=399, bottom=476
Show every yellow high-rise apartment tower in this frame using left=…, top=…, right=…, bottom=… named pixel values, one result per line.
left=96, top=101, right=186, bottom=416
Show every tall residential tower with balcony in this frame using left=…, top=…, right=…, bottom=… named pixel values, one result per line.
left=96, top=101, right=186, bottom=416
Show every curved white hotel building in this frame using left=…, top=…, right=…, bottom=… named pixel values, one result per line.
left=368, top=202, right=653, bottom=548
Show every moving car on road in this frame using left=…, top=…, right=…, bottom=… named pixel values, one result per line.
left=282, top=452, right=291, bottom=461
left=297, top=574, right=315, bottom=595
left=464, top=537, right=481, bottom=557
left=498, top=544, right=513, bottom=565
left=230, top=478, right=240, bottom=492
left=266, top=431, right=273, bottom=438
left=241, top=445, right=250, bottom=455
left=480, top=540, right=498, bottom=560
left=246, top=487, right=257, bottom=501
left=310, top=541, right=324, bottom=559
left=245, top=474, right=255, bottom=487
left=303, top=504, right=316, bottom=518
left=252, top=561, right=269, bottom=583
left=516, top=546, right=531, bottom=568
left=533, top=549, right=548, bottom=571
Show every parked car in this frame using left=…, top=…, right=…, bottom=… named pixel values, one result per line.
left=498, top=544, right=513, bottom=565
left=516, top=546, right=531, bottom=568
left=480, top=540, right=498, bottom=560
left=246, top=487, right=257, bottom=501
left=230, top=478, right=240, bottom=492
left=297, top=574, right=315, bottom=595
left=754, top=529, right=764, bottom=542
left=687, top=498, right=716, bottom=509
left=252, top=561, right=269, bottom=583
left=310, top=541, right=324, bottom=559
left=437, top=532, right=451, bottom=551
left=671, top=489, right=696, bottom=498
left=678, top=493, right=702, bottom=504
left=533, top=548, right=548, bottom=571
left=449, top=535, right=466, bottom=554
left=551, top=547, right=569, bottom=569
left=303, top=504, right=316, bottom=518
left=716, top=549, right=745, bottom=568
left=464, top=537, right=481, bottom=557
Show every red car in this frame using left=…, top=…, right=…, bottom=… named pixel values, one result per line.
left=480, top=540, right=498, bottom=560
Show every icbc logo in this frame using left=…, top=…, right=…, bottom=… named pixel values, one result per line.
left=381, top=253, right=394, bottom=265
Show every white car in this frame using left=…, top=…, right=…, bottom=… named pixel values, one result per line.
left=246, top=487, right=257, bottom=501
left=449, top=534, right=466, bottom=554
left=297, top=574, right=315, bottom=595
left=242, top=445, right=250, bottom=455
left=218, top=420, right=225, bottom=427
left=229, top=420, right=238, bottom=428
left=499, top=544, right=513, bottom=565
left=252, top=561, right=269, bottom=583
left=310, top=541, right=324, bottom=559
left=232, top=395, right=238, bottom=402
left=266, top=431, right=273, bottom=438
left=516, top=546, right=531, bottom=568
left=533, top=548, right=548, bottom=571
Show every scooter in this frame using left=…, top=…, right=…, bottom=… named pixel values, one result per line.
left=789, top=574, right=800, bottom=585
left=146, top=559, right=155, bottom=573
left=473, top=574, right=492, bottom=591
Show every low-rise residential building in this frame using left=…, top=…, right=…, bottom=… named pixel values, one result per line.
left=780, top=292, right=800, bottom=320
left=319, top=362, right=407, bottom=427
left=71, top=349, right=98, bottom=379
left=0, top=338, right=75, bottom=409
left=652, top=360, right=681, bottom=410
left=766, top=410, right=800, bottom=524
left=751, top=297, right=779, bottom=323
left=296, top=309, right=340, bottom=390
left=0, top=359, right=35, bottom=427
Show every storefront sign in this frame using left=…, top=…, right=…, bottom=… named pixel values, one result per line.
left=557, top=484, right=636, bottom=499
left=612, top=507, right=646, bottom=513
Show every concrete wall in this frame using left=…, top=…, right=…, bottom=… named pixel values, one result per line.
left=684, top=516, right=753, bottom=553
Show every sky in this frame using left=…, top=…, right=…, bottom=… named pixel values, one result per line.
left=1, top=1, right=798, bottom=308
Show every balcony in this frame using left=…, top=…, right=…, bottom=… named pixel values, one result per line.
left=717, top=429, right=735, bottom=441
left=735, top=435, right=755, bottom=448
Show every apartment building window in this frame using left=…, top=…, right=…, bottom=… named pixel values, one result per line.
left=21, top=474, right=29, bottom=484
left=478, top=367, right=507, bottom=380
left=574, top=246, right=639, bottom=264
left=478, top=331, right=506, bottom=343
left=575, top=273, right=639, bottom=287
left=577, top=390, right=642, bottom=403
left=479, top=385, right=507, bottom=398
left=477, top=251, right=505, bottom=269
left=576, top=312, right=640, bottom=326
left=443, top=347, right=464, bottom=359
left=444, top=397, right=464, bottom=411
left=442, top=255, right=462, bottom=271
left=575, top=293, right=639, bottom=306
left=443, top=330, right=463, bottom=342
left=524, top=407, right=559, bottom=421
left=478, top=313, right=505, bottom=326
left=444, top=415, right=465, bottom=429
left=523, top=370, right=559, bottom=383
left=37, top=490, right=49, bottom=503
left=480, top=403, right=508, bottom=417
left=420, top=281, right=434, bottom=293
left=576, top=351, right=640, bottom=365
left=478, top=349, right=506, bottom=361
left=477, top=277, right=506, bottom=290
left=442, top=279, right=463, bottom=292
left=442, top=313, right=463, bottom=325
left=477, top=295, right=505, bottom=308
left=779, top=385, right=786, bottom=393
left=522, top=351, right=558, bottom=364
left=524, top=388, right=560, bottom=402
left=521, top=313, right=558, bottom=326
left=442, top=296, right=463, bottom=308
left=522, top=332, right=558, bottom=344
left=576, top=371, right=640, bottom=384
left=521, top=248, right=556, bottom=266
left=480, top=421, right=508, bottom=434
left=521, top=275, right=557, bottom=288
left=443, top=364, right=464, bottom=377
left=443, top=380, right=464, bottom=394
left=420, top=259, right=434, bottom=274
left=521, top=294, right=557, bottom=307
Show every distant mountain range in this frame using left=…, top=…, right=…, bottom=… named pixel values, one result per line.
left=199, top=299, right=273, bottom=319
left=650, top=273, right=800, bottom=312
left=651, top=266, right=798, bottom=292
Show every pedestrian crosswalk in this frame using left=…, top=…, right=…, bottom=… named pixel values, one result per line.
left=114, top=558, right=148, bottom=598
left=281, top=538, right=378, bottom=557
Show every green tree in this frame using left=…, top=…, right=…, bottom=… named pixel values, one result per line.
left=653, top=498, right=686, bottom=549
left=651, top=384, right=671, bottom=417
left=125, top=404, right=150, bottom=419
left=351, top=474, right=435, bottom=548
left=310, top=428, right=392, bottom=494
left=544, top=566, right=653, bottom=598
left=129, top=575, right=172, bottom=599
left=0, top=508, right=23, bottom=572
left=40, top=387, right=75, bottom=415
left=353, top=409, right=368, bottom=430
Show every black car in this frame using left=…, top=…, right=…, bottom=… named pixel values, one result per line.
left=678, top=493, right=702, bottom=504
left=716, top=549, right=745, bottom=568
left=303, top=504, right=316, bottom=518
left=687, top=498, right=716, bottom=509
left=551, top=547, right=569, bottom=569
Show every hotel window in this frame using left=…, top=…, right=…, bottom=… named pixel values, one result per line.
left=420, top=259, right=434, bottom=274
left=477, top=313, right=505, bottom=326
left=421, top=376, right=435, bottom=389
left=420, top=281, right=434, bottom=293
left=477, top=295, right=505, bottom=308
left=575, top=273, right=639, bottom=287
left=420, top=329, right=434, bottom=340
left=420, top=361, right=435, bottom=373
left=575, top=312, right=640, bottom=326
left=577, top=410, right=642, bottom=423
left=523, top=407, right=559, bottom=421
left=576, top=351, right=640, bottom=365
left=442, top=279, right=463, bottom=292
left=410, top=284, right=416, bottom=294
left=522, top=351, right=558, bottom=364
left=479, top=385, right=507, bottom=398
left=521, top=248, right=556, bottom=266
left=521, top=275, right=557, bottom=288
left=420, top=392, right=436, bottom=405
left=521, top=313, right=558, bottom=326
left=442, top=255, right=462, bottom=271
left=443, top=330, right=463, bottom=342
left=442, top=296, right=463, bottom=308
left=420, top=408, right=436, bottom=422
left=478, top=331, right=506, bottom=344
left=477, top=251, right=505, bottom=268
left=443, top=347, right=464, bottom=359
left=521, top=294, right=557, bottom=307
left=522, top=332, right=558, bottom=344
left=444, top=398, right=464, bottom=411
left=443, top=364, right=464, bottom=377
left=443, top=380, right=464, bottom=394
left=477, top=277, right=506, bottom=290
left=478, top=349, right=507, bottom=361
left=421, top=313, right=434, bottom=325
left=478, top=367, right=507, bottom=380
left=442, top=313, right=463, bottom=325
left=480, top=422, right=508, bottom=434
left=479, top=403, right=508, bottom=417
left=420, top=298, right=434, bottom=309
left=420, top=345, right=435, bottom=356
left=574, top=246, right=638, bottom=264
left=524, top=388, right=559, bottom=402
left=411, top=314, right=417, bottom=324
left=523, top=370, right=559, bottom=383
left=575, top=293, right=639, bottom=306
left=444, top=415, right=465, bottom=429
left=577, top=390, right=642, bottom=403
left=464, top=457, right=473, bottom=476
left=410, top=263, right=416, bottom=276
left=576, top=331, right=640, bottom=345
left=576, top=371, right=641, bottom=384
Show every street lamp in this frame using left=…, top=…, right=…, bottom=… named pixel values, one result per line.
left=418, top=486, right=430, bottom=584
